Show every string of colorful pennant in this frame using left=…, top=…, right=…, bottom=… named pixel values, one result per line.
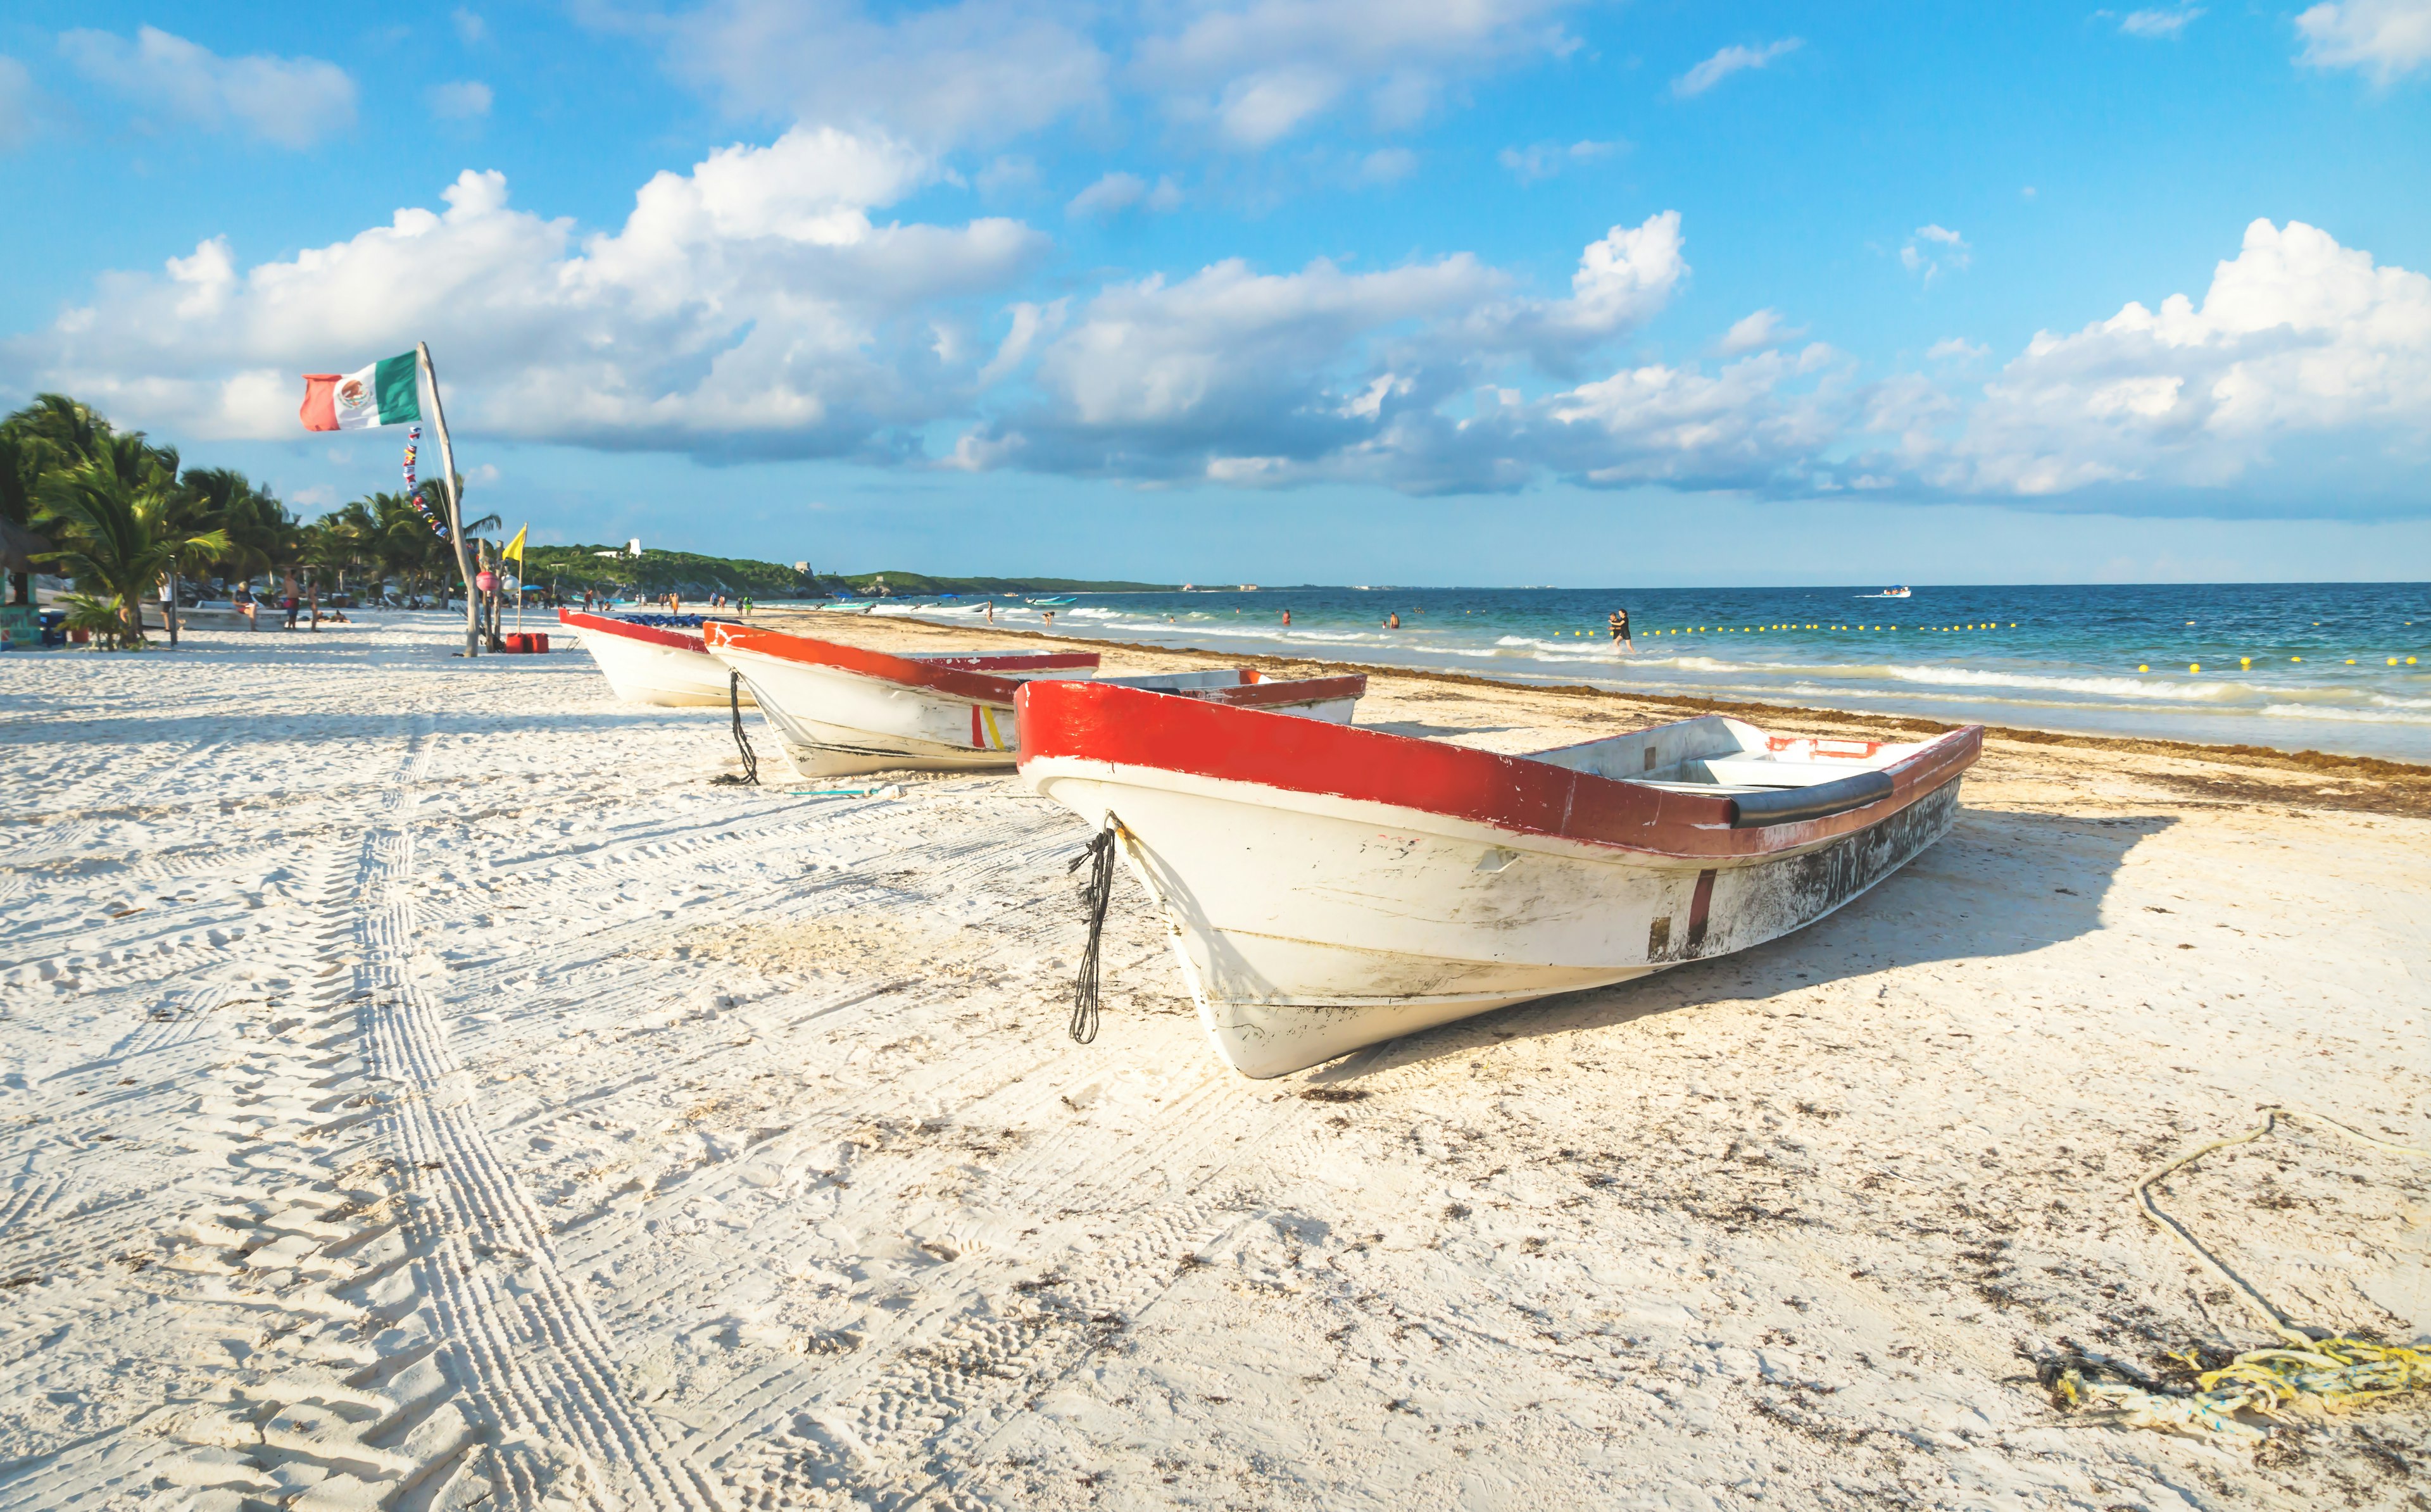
left=401, top=425, right=449, bottom=539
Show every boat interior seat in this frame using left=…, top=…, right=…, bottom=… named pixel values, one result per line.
left=1093, top=670, right=1251, bottom=691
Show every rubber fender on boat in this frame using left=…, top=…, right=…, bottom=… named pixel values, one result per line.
left=1726, top=771, right=1895, bottom=828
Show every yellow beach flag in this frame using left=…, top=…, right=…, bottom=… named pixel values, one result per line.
left=503, top=524, right=528, bottom=566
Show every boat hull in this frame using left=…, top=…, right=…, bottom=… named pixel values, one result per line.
left=559, top=610, right=744, bottom=708
left=1017, top=684, right=1978, bottom=1078
left=708, top=623, right=1364, bottom=780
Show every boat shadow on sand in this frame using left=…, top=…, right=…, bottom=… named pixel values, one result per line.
left=1308, top=806, right=2178, bottom=1084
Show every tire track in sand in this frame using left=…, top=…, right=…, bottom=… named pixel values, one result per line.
left=353, top=720, right=722, bottom=1511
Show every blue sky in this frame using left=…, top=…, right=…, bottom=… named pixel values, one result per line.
left=3, top=1, right=2428, bottom=584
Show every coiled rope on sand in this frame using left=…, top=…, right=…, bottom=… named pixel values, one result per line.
left=2049, top=1107, right=2431, bottom=1444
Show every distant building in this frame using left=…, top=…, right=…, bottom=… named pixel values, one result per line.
left=627, top=538, right=643, bottom=558
left=793, top=561, right=811, bottom=574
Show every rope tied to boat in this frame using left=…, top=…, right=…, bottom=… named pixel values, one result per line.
left=2042, top=1106, right=2431, bottom=1445
left=1066, top=819, right=1121, bottom=1044
left=723, top=670, right=759, bottom=786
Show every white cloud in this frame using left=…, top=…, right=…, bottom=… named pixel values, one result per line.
left=1926, top=337, right=1989, bottom=361
left=0, top=56, right=35, bottom=152
left=976, top=155, right=1039, bottom=199
left=1932, top=219, right=2431, bottom=495
left=59, top=26, right=357, bottom=149
left=2294, top=0, right=2431, bottom=81
left=1067, top=171, right=1183, bottom=218
left=12, top=125, right=1046, bottom=457
left=2115, top=6, right=2204, bottom=39
left=453, top=8, right=489, bottom=45
left=969, top=212, right=1690, bottom=487
left=1672, top=38, right=1801, bottom=98
left=1718, top=308, right=1807, bottom=355
left=1122, top=0, right=1585, bottom=148
left=1900, top=223, right=1971, bottom=282
left=658, top=0, right=1111, bottom=147
left=1497, top=137, right=1620, bottom=184
left=428, top=80, right=493, bottom=121
left=1357, top=147, right=1417, bottom=184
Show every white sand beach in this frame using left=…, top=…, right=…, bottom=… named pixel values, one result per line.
left=2, top=613, right=2425, bottom=1511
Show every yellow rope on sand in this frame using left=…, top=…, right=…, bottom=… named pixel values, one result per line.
left=2050, top=1107, right=2431, bottom=1446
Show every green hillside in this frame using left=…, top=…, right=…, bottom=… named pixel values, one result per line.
left=516, top=546, right=1174, bottom=599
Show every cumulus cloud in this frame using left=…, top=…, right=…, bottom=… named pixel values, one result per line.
left=1067, top=171, right=1183, bottom=218
left=1926, top=337, right=1989, bottom=361
left=428, top=80, right=493, bottom=120
left=0, top=56, right=35, bottom=152
left=650, top=0, right=1583, bottom=151
left=1900, top=224, right=1971, bottom=282
left=1133, top=0, right=1584, bottom=147
left=1672, top=39, right=1801, bottom=98
left=10, top=125, right=1046, bottom=458
left=60, top=26, right=357, bottom=149
left=2295, top=0, right=2431, bottom=81
left=1718, top=308, right=1807, bottom=355
left=2114, top=6, right=2204, bottom=39
left=960, top=212, right=1695, bottom=488
left=1929, top=219, right=2431, bottom=496
left=655, top=0, right=1111, bottom=147
left=1497, top=137, right=1619, bottom=184
left=1356, top=147, right=1417, bottom=184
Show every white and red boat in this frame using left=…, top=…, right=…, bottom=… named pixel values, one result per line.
left=705, top=622, right=1366, bottom=779
left=558, top=609, right=747, bottom=708
left=1017, top=680, right=1982, bottom=1078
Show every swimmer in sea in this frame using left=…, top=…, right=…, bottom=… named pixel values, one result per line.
left=1608, top=606, right=1633, bottom=653
left=1282, top=609, right=1291, bottom=627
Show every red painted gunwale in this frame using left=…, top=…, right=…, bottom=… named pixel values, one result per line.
left=1186, top=673, right=1367, bottom=710
left=558, top=608, right=727, bottom=652
left=706, top=622, right=1100, bottom=704
left=1015, top=679, right=1980, bottom=861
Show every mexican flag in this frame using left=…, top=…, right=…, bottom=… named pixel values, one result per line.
left=299, top=353, right=421, bottom=431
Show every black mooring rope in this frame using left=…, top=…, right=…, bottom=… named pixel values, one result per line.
left=1067, top=822, right=1119, bottom=1043
left=727, top=670, right=759, bottom=786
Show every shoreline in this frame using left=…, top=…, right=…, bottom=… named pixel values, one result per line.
left=758, top=606, right=2431, bottom=801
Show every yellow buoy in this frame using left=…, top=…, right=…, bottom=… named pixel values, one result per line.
left=2292, top=656, right=2302, bottom=663
left=2410, top=656, right=2419, bottom=665
left=2139, top=663, right=2149, bottom=672
left=2346, top=659, right=2356, bottom=665
left=2240, top=658, right=2251, bottom=667
left=2189, top=663, right=2201, bottom=673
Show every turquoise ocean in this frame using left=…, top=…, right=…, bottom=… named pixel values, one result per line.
left=874, top=582, right=2431, bottom=763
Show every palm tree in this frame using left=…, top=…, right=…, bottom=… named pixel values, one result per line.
left=0, top=434, right=38, bottom=607
left=36, top=458, right=228, bottom=647
left=185, top=468, right=297, bottom=594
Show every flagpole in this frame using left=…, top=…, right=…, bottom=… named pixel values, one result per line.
left=416, top=341, right=480, bottom=658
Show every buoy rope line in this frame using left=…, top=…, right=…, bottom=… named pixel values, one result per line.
left=2047, top=1106, right=2431, bottom=1445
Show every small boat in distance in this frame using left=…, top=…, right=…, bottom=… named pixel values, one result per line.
left=560, top=609, right=748, bottom=708
left=708, top=623, right=1367, bottom=778
left=1028, top=596, right=1077, bottom=607
left=1018, top=683, right=1980, bottom=1078
left=1857, top=585, right=1913, bottom=598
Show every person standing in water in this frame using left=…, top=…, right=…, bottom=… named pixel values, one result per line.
left=1281, top=609, right=1291, bottom=627
left=1608, top=606, right=1633, bottom=652
left=1384, top=611, right=1400, bottom=630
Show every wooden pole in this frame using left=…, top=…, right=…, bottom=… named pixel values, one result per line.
left=416, top=342, right=480, bottom=658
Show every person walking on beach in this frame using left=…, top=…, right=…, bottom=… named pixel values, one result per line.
left=1608, top=606, right=1633, bottom=653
